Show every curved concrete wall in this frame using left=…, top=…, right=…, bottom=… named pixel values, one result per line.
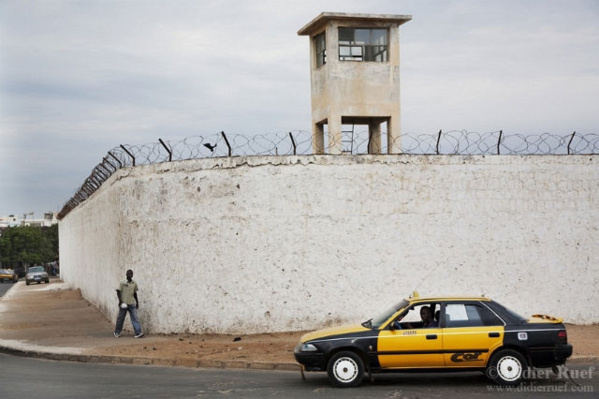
left=59, top=155, right=598, bottom=334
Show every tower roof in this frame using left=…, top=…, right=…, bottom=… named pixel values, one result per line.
left=298, top=12, right=412, bottom=36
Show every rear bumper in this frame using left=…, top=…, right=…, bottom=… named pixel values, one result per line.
left=529, top=344, right=573, bottom=367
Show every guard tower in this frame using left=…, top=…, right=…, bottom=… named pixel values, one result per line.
left=298, top=12, right=411, bottom=154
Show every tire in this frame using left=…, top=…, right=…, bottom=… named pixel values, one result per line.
left=486, top=349, right=527, bottom=385
left=326, top=351, right=364, bottom=388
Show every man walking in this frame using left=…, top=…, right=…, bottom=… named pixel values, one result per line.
left=114, top=269, right=144, bottom=338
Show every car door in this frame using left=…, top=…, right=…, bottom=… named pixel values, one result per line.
left=441, top=301, right=505, bottom=367
left=377, top=303, right=444, bottom=368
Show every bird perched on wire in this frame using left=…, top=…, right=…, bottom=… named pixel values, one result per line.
left=203, top=143, right=217, bottom=152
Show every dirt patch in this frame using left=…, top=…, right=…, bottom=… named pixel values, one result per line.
left=566, top=324, right=599, bottom=358
left=92, top=332, right=303, bottom=364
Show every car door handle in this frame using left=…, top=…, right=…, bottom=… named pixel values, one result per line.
left=426, top=334, right=438, bottom=340
left=488, top=332, right=500, bottom=338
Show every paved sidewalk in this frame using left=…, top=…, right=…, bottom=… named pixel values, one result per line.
left=0, top=280, right=597, bottom=371
left=0, top=281, right=300, bottom=371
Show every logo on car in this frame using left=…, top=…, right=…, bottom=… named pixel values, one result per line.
left=450, top=352, right=483, bottom=362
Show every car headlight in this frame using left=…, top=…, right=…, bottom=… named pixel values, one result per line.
left=300, top=343, right=318, bottom=352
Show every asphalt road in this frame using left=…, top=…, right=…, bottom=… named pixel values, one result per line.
left=0, top=281, right=15, bottom=297
left=0, top=354, right=596, bottom=399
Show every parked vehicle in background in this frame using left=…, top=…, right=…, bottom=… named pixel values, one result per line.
left=0, top=269, right=18, bottom=283
left=25, top=266, right=49, bottom=285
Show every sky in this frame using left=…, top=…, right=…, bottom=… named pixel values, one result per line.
left=1, top=0, right=598, bottom=218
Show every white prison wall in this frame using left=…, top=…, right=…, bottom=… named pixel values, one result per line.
left=58, top=155, right=598, bottom=334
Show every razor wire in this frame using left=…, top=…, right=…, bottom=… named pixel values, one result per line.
left=58, top=130, right=598, bottom=219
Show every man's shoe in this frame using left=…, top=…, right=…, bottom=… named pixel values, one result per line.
left=113, top=332, right=121, bottom=338
left=134, top=332, right=144, bottom=338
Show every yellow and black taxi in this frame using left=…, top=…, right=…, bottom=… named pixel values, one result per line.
left=0, top=268, right=19, bottom=283
left=294, top=293, right=572, bottom=387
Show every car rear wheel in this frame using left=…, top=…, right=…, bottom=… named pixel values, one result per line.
left=486, top=349, right=527, bottom=385
left=327, top=351, right=364, bottom=388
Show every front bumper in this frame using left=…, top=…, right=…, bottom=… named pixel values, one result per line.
left=294, top=343, right=326, bottom=371
left=26, top=275, right=48, bottom=283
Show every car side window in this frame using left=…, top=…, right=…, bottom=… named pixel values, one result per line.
left=444, top=303, right=502, bottom=327
left=477, top=304, right=504, bottom=326
left=394, top=303, right=439, bottom=329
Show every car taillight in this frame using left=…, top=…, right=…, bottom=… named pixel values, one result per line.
left=558, top=330, right=567, bottom=342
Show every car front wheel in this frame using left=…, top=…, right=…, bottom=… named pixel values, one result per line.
left=486, top=349, right=527, bottom=385
left=327, top=351, right=364, bottom=388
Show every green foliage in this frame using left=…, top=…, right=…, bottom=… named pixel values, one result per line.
left=0, top=225, right=59, bottom=268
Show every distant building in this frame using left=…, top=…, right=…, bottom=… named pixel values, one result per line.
left=0, top=214, right=19, bottom=228
left=0, top=212, right=58, bottom=228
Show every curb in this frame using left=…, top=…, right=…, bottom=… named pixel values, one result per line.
left=2, top=343, right=596, bottom=372
left=569, top=355, right=599, bottom=364
left=0, top=344, right=300, bottom=372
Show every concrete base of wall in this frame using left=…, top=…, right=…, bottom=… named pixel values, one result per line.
left=59, top=155, right=598, bottom=334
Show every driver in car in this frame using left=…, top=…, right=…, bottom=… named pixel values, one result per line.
left=420, top=306, right=438, bottom=328
left=395, top=305, right=438, bottom=329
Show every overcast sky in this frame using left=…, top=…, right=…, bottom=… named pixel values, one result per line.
left=1, top=0, right=598, bottom=218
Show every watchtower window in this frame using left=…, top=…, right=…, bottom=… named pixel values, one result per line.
left=314, top=32, right=326, bottom=67
left=338, top=28, right=388, bottom=62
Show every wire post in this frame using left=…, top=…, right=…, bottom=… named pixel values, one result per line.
left=108, top=151, right=123, bottom=168
left=75, top=192, right=87, bottom=202
left=94, top=166, right=108, bottom=181
left=289, top=132, right=297, bottom=155
left=90, top=174, right=102, bottom=187
left=159, top=138, right=172, bottom=162
left=85, top=178, right=99, bottom=190
left=98, top=161, right=112, bottom=178
left=497, top=130, right=503, bottom=155
left=103, top=157, right=116, bottom=172
left=120, top=145, right=136, bottom=166
left=567, top=131, right=576, bottom=155
left=221, top=131, right=232, bottom=157
left=436, top=130, right=442, bottom=155
left=81, top=183, right=93, bottom=196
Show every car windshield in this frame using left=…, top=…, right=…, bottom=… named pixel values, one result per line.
left=363, top=300, right=409, bottom=329
left=28, top=267, right=45, bottom=273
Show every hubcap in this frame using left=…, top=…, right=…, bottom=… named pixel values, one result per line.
left=497, top=356, right=522, bottom=381
left=333, top=357, right=358, bottom=382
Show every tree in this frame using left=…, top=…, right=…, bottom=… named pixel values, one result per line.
left=0, top=225, right=59, bottom=269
